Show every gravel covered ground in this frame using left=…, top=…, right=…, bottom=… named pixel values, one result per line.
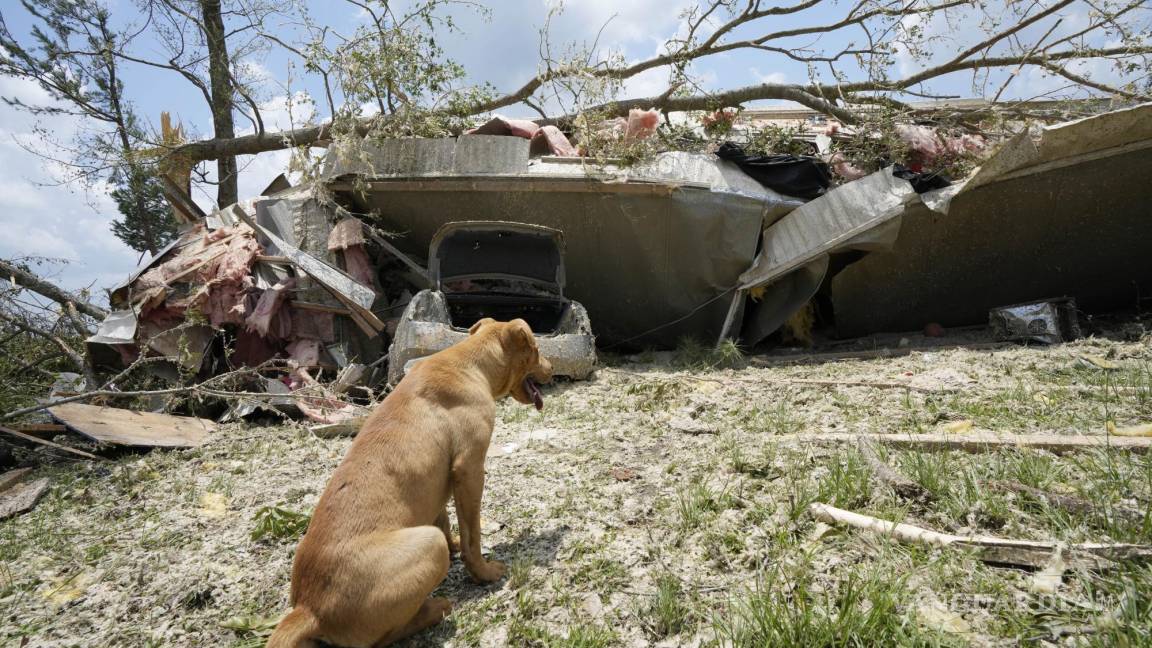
left=3, top=326, right=1151, bottom=647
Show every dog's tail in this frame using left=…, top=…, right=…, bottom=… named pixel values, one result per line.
left=266, top=606, right=320, bottom=648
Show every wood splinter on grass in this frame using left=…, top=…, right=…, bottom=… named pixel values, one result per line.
left=808, top=502, right=1152, bottom=570
left=856, top=439, right=933, bottom=502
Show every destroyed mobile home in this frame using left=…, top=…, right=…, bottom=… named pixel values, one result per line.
left=72, top=100, right=1152, bottom=427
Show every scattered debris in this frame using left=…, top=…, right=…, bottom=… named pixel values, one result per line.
left=0, top=475, right=50, bottom=520
left=0, top=424, right=105, bottom=461
left=49, top=403, right=214, bottom=448
left=0, top=467, right=32, bottom=492
left=1077, top=354, right=1120, bottom=370
left=794, top=432, right=1152, bottom=454
left=609, top=467, right=638, bottom=482
left=856, top=439, right=932, bottom=502
left=1106, top=421, right=1152, bottom=437
left=988, top=480, right=1146, bottom=525
left=990, top=298, right=1082, bottom=344
left=809, top=502, right=1152, bottom=570
left=309, top=416, right=368, bottom=439
left=668, top=417, right=717, bottom=436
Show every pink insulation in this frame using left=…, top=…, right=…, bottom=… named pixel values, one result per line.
left=328, top=218, right=376, bottom=287
left=326, top=218, right=367, bottom=251
left=625, top=108, right=660, bottom=141
left=246, top=277, right=297, bottom=338
left=342, top=244, right=377, bottom=287
left=468, top=115, right=578, bottom=157
left=468, top=116, right=541, bottom=139
left=291, top=308, right=336, bottom=342
left=530, top=125, right=579, bottom=157
left=286, top=338, right=322, bottom=368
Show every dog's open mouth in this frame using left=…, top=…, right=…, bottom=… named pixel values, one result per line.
left=524, top=377, right=544, bottom=411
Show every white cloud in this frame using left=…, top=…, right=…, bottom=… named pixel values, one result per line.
left=0, top=81, right=139, bottom=295
left=750, top=67, right=787, bottom=85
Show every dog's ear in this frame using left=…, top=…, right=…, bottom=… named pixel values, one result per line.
left=508, top=319, right=536, bottom=352
left=469, top=318, right=497, bottom=335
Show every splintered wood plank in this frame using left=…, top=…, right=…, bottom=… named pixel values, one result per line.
left=49, top=403, right=214, bottom=448
left=0, top=467, right=32, bottom=494
left=0, top=478, right=49, bottom=520
left=0, top=425, right=105, bottom=461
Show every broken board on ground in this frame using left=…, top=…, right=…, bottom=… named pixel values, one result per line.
left=0, top=468, right=50, bottom=520
left=48, top=403, right=215, bottom=448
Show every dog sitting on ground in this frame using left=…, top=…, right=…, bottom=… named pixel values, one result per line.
left=267, top=318, right=552, bottom=647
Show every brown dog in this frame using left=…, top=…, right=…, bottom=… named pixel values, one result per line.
left=267, top=318, right=552, bottom=647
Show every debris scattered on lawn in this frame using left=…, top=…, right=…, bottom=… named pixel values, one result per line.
left=0, top=424, right=105, bottom=461
left=198, top=492, right=230, bottom=518
left=856, top=439, right=932, bottom=502
left=49, top=403, right=214, bottom=448
left=0, top=475, right=50, bottom=520
left=668, top=416, right=717, bottom=436
left=609, top=467, right=638, bottom=482
left=988, top=480, right=1146, bottom=525
left=793, top=432, right=1152, bottom=454
left=1105, top=421, right=1152, bottom=438
left=0, top=467, right=32, bottom=492
left=1078, top=354, right=1120, bottom=370
left=1030, top=548, right=1069, bottom=594
left=989, top=297, right=1082, bottom=344
left=809, top=502, right=1152, bottom=570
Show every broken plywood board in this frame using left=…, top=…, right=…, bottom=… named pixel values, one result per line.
left=0, top=478, right=50, bottom=520
left=49, top=403, right=214, bottom=448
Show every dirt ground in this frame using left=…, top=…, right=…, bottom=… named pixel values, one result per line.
left=2, top=324, right=1151, bottom=647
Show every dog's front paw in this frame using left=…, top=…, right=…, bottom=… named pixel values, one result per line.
left=469, top=559, right=506, bottom=583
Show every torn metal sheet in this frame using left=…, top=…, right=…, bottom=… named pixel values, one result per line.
left=738, top=168, right=916, bottom=290
left=925, top=101, right=1152, bottom=214
left=49, top=403, right=215, bottom=448
left=146, top=324, right=215, bottom=371
left=833, top=108, right=1152, bottom=337
left=724, top=168, right=914, bottom=343
left=86, top=309, right=137, bottom=345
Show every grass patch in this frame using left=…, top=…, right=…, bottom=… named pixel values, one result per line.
left=251, top=506, right=311, bottom=543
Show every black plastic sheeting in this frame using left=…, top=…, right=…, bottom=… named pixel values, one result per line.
left=892, top=164, right=952, bottom=194
left=716, top=142, right=831, bottom=200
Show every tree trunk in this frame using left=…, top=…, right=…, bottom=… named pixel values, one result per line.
left=200, top=0, right=238, bottom=207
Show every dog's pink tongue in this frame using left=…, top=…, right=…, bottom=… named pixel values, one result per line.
left=525, top=378, right=544, bottom=411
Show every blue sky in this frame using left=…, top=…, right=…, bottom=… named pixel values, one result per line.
left=0, top=0, right=1141, bottom=295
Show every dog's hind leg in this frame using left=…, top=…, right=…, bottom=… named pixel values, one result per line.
left=373, top=597, right=454, bottom=647
left=326, top=526, right=451, bottom=648
left=435, top=507, right=460, bottom=555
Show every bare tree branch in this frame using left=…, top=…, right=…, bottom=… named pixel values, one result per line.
left=0, top=259, right=109, bottom=320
